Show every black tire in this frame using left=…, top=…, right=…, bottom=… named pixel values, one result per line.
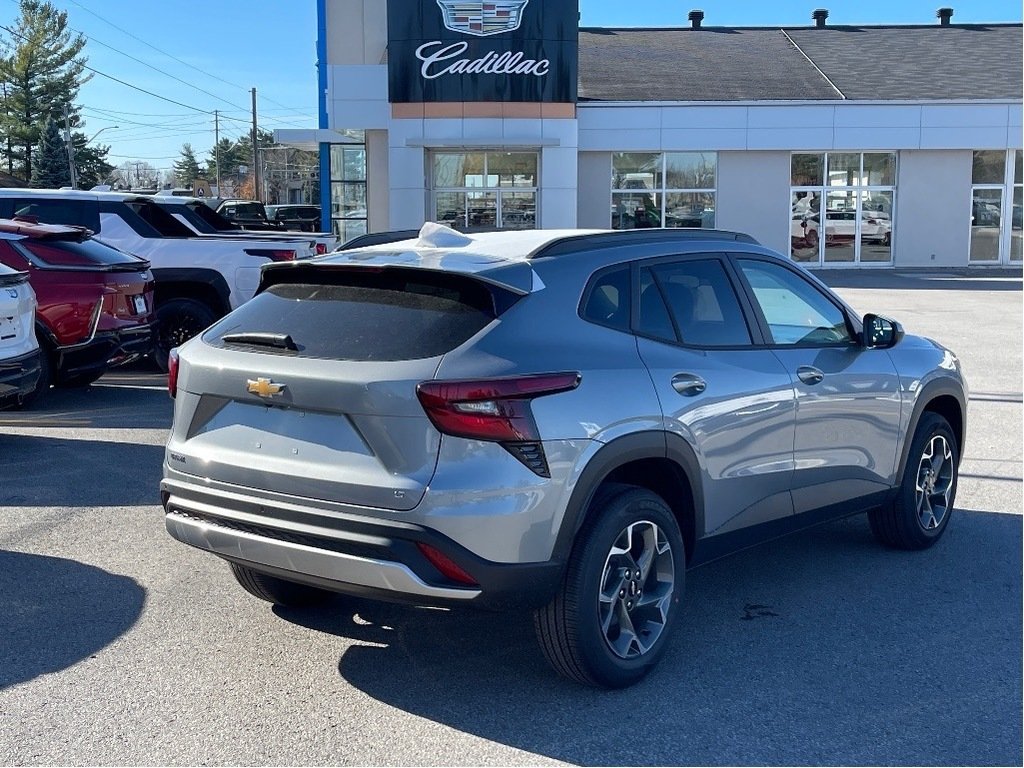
left=16, top=343, right=53, bottom=408
left=154, top=298, right=217, bottom=372
left=228, top=562, right=333, bottom=608
left=869, top=412, right=959, bottom=550
left=534, top=486, right=686, bottom=688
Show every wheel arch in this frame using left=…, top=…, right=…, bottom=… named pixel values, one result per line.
left=553, top=432, right=705, bottom=567
left=897, top=379, right=967, bottom=481
left=151, top=268, right=231, bottom=317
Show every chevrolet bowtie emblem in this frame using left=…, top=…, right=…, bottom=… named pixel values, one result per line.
left=247, top=377, right=285, bottom=397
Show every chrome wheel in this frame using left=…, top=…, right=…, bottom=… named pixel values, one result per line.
left=598, top=520, right=675, bottom=660
left=916, top=434, right=954, bottom=530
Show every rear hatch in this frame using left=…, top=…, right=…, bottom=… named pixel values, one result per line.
left=170, top=262, right=524, bottom=511
left=0, top=267, right=34, bottom=356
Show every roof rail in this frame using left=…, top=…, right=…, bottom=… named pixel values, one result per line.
left=530, top=228, right=759, bottom=259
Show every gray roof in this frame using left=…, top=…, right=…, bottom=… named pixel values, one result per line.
left=578, top=24, right=1023, bottom=102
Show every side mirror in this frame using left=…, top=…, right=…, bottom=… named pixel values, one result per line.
left=863, top=313, right=904, bottom=349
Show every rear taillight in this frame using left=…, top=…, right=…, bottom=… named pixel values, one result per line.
left=315, top=243, right=327, bottom=255
left=244, top=248, right=297, bottom=262
left=416, top=373, right=581, bottom=476
left=168, top=349, right=179, bottom=399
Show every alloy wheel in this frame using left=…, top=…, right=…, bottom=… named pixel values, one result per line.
left=598, top=520, right=675, bottom=659
left=915, top=435, right=954, bottom=530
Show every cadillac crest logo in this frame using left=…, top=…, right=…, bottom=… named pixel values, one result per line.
left=435, top=0, right=530, bottom=37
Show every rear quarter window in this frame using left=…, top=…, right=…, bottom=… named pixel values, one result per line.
left=205, top=269, right=510, bottom=361
left=9, top=199, right=100, bottom=230
left=19, top=238, right=144, bottom=268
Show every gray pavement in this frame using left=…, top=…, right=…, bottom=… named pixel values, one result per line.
left=0, top=272, right=1020, bottom=766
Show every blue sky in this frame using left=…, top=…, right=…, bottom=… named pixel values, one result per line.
left=0, top=0, right=1019, bottom=176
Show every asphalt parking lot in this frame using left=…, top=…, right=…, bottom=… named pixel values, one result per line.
left=1, top=271, right=1020, bottom=766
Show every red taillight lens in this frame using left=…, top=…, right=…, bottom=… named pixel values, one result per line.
left=244, top=248, right=297, bottom=262
left=167, top=348, right=179, bottom=399
left=315, top=243, right=327, bottom=255
left=416, top=542, right=479, bottom=586
left=416, top=373, right=581, bottom=443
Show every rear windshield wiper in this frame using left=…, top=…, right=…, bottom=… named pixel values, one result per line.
left=220, top=332, right=298, bottom=351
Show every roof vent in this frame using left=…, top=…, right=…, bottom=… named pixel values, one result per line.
left=937, top=7, right=954, bottom=25
left=688, top=9, right=704, bottom=29
left=812, top=8, right=829, bottom=27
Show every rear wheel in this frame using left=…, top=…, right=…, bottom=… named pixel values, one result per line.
left=534, top=487, right=685, bottom=688
left=229, top=562, right=333, bottom=608
left=869, top=412, right=958, bottom=550
left=154, top=298, right=217, bottom=372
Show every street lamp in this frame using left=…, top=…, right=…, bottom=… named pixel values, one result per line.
left=87, top=126, right=118, bottom=143
left=69, top=126, right=119, bottom=190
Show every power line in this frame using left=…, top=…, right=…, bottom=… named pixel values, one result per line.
left=0, top=21, right=213, bottom=115
left=61, top=0, right=316, bottom=119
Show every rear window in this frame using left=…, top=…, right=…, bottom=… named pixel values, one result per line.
left=9, top=199, right=100, bottom=230
left=19, top=238, right=145, bottom=268
left=204, top=270, right=508, bottom=361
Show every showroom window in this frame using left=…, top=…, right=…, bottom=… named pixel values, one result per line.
left=970, top=150, right=1022, bottom=264
left=612, top=152, right=716, bottom=230
left=430, top=152, right=537, bottom=231
left=790, top=152, right=896, bottom=266
left=329, top=133, right=367, bottom=243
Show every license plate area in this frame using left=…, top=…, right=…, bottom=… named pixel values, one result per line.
left=132, top=295, right=147, bottom=315
left=0, top=314, right=19, bottom=341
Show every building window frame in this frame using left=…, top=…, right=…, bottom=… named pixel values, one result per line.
left=611, top=152, right=717, bottom=231
left=429, top=150, right=539, bottom=231
left=328, top=134, right=367, bottom=243
left=789, top=151, right=897, bottom=268
left=969, top=150, right=1022, bottom=265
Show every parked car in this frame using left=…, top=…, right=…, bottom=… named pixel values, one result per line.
left=162, top=224, right=966, bottom=688
left=152, top=196, right=337, bottom=255
left=0, top=260, right=40, bottom=407
left=0, top=219, right=154, bottom=398
left=790, top=209, right=891, bottom=247
left=265, top=204, right=322, bottom=232
left=215, top=199, right=286, bottom=232
left=0, top=189, right=318, bottom=370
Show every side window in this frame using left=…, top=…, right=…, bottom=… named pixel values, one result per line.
left=10, top=199, right=99, bottom=230
left=645, top=259, right=752, bottom=346
left=638, top=267, right=676, bottom=342
left=737, top=259, right=852, bottom=346
left=581, top=266, right=631, bottom=332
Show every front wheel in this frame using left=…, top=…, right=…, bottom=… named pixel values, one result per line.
left=154, top=298, right=217, bottom=372
left=534, top=487, right=685, bottom=688
left=869, top=412, right=959, bottom=550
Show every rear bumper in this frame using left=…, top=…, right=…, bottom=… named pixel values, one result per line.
left=0, top=348, right=40, bottom=401
left=160, top=477, right=564, bottom=610
left=57, top=323, right=154, bottom=380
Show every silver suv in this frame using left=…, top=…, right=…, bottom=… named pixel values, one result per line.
left=161, top=224, right=967, bottom=688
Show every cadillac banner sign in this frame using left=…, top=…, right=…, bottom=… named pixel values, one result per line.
left=387, top=0, right=579, bottom=103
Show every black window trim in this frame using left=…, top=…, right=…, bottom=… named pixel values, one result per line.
left=728, top=254, right=859, bottom=350
left=629, top=252, right=766, bottom=350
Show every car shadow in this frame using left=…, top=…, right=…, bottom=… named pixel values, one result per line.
left=0, top=550, right=145, bottom=690
left=0, top=371, right=172, bottom=431
left=274, top=511, right=1022, bottom=766
left=0, top=434, right=164, bottom=507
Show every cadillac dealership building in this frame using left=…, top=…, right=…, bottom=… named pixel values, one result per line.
left=277, top=1, right=1023, bottom=268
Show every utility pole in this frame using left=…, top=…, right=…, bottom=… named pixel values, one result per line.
left=214, top=109, right=221, bottom=196
left=251, top=87, right=260, bottom=201
left=63, top=104, right=78, bottom=189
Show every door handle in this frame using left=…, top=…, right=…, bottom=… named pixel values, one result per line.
left=671, top=373, right=706, bottom=396
left=797, top=365, right=825, bottom=385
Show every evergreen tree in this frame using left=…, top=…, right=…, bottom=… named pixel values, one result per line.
left=71, top=134, right=114, bottom=189
left=207, top=137, right=245, bottom=181
left=0, top=0, right=89, bottom=180
left=174, top=143, right=203, bottom=187
left=29, top=117, right=69, bottom=188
